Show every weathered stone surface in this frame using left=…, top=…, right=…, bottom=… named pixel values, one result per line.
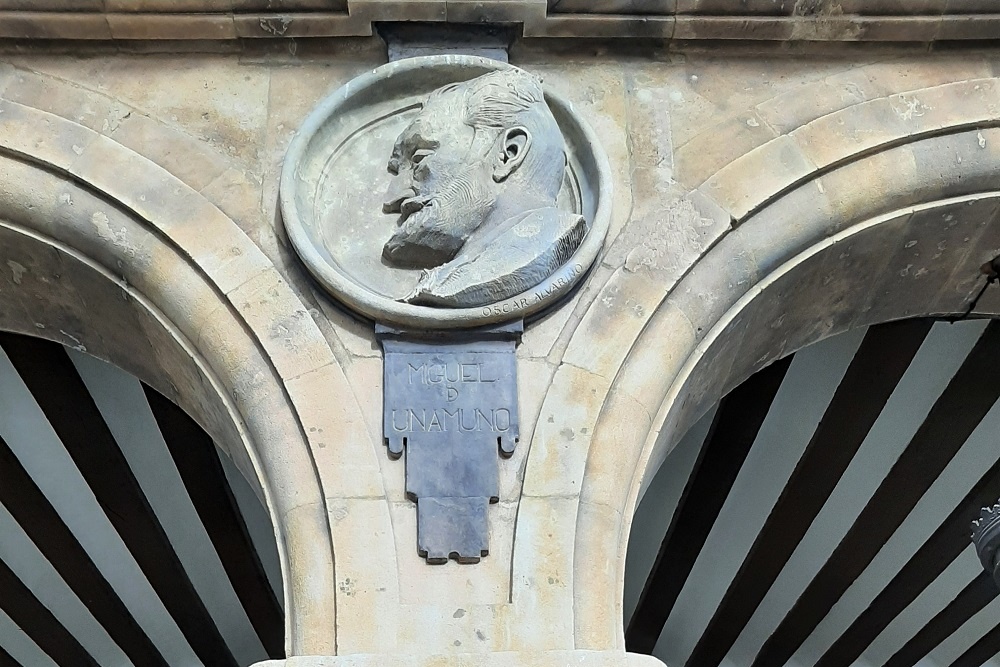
left=573, top=499, right=628, bottom=649
left=0, top=0, right=105, bottom=9
left=521, top=362, right=606, bottom=497
left=701, top=134, right=818, bottom=221
left=862, top=198, right=1000, bottom=325
left=674, top=112, right=778, bottom=188
left=253, top=650, right=665, bottom=666
left=233, top=0, right=344, bottom=9
left=0, top=11, right=112, bottom=39
left=509, top=494, right=577, bottom=648
left=286, top=362, right=385, bottom=500
left=937, top=14, right=1000, bottom=40
left=532, top=14, right=673, bottom=38
left=675, top=0, right=788, bottom=13
left=614, top=300, right=696, bottom=418
left=447, top=0, right=545, bottom=25
left=518, top=261, right=614, bottom=361
left=107, top=0, right=234, bottom=9
left=1, top=42, right=999, bottom=666
left=31, top=55, right=270, bottom=182
left=559, top=267, right=666, bottom=380
left=2, top=0, right=999, bottom=42
left=110, top=112, right=232, bottom=190
left=755, top=77, right=875, bottom=136
left=325, top=496, right=400, bottom=654
left=934, top=218, right=1000, bottom=318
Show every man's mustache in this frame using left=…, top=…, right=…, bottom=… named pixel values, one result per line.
left=396, top=196, right=433, bottom=225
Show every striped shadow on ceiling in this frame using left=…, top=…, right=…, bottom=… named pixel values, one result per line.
left=0, top=332, right=284, bottom=667
left=624, top=317, right=1000, bottom=667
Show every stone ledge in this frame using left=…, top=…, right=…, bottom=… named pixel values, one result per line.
left=2, top=0, right=992, bottom=14
left=0, top=1, right=999, bottom=41
left=253, top=651, right=665, bottom=667
left=0, top=0, right=344, bottom=9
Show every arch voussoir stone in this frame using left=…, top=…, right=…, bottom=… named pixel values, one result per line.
left=0, top=99, right=401, bottom=656
left=701, top=77, right=1000, bottom=223
left=536, top=82, right=1000, bottom=652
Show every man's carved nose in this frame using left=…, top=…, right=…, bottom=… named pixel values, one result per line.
left=384, top=179, right=417, bottom=214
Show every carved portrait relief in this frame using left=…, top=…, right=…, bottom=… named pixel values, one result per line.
left=381, top=70, right=586, bottom=308
left=281, top=56, right=611, bottom=329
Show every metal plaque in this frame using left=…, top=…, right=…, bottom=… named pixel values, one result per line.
left=378, top=323, right=520, bottom=564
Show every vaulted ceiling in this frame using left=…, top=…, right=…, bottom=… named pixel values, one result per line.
left=0, top=333, right=283, bottom=667
left=626, top=317, right=1000, bottom=667
left=5, top=315, right=1000, bottom=666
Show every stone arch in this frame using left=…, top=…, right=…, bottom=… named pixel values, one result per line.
left=0, top=98, right=391, bottom=656
left=532, top=81, right=1000, bottom=651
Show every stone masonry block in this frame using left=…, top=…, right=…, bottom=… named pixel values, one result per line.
left=674, top=111, right=778, bottom=189
left=227, top=268, right=335, bottom=382
left=0, top=11, right=111, bottom=39
left=107, top=12, right=237, bottom=40
left=700, top=134, right=818, bottom=222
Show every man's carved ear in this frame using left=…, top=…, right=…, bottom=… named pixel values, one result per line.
left=493, top=126, right=531, bottom=183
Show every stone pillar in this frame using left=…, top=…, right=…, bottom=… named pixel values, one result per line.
left=263, top=45, right=665, bottom=667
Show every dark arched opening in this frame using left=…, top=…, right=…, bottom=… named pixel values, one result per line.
left=625, top=315, right=1000, bottom=667
left=0, top=332, right=284, bottom=666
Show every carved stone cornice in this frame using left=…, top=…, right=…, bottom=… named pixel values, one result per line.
left=0, top=0, right=998, bottom=42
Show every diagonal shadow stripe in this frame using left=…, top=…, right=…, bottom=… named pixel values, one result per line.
left=687, top=319, right=933, bottom=667
left=0, top=333, right=238, bottom=667
left=818, top=457, right=1000, bottom=667
left=144, top=384, right=284, bottom=659
left=626, top=354, right=795, bottom=653
left=0, top=556, right=97, bottom=667
left=0, top=637, right=24, bottom=667
left=948, top=618, right=1000, bottom=667
left=883, top=571, right=998, bottom=667
left=751, top=320, right=1000, bottom=667
left=0, top=432, right=168, bottom=666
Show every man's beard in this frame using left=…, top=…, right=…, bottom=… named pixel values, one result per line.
left=383, top=165, right=494, bottom=269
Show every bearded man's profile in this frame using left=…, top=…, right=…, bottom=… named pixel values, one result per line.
left=381, top=68, right=586, bottom=308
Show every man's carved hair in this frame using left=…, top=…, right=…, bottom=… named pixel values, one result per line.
left=425, top=68, right=567, bottom=198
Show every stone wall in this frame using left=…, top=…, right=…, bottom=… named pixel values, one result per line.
left=0, top=36, right=997, bottom=665
left=1, top=1, right=1000, bottom=40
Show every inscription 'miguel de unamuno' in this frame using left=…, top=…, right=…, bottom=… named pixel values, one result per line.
left=406, top=361, right=499, bottom=386
left=382, top=345, right=518, bottom=456
left=390, top=359, right=511, bottom=434
left=391, top=407, right=512, bottom=433
left=379, top=327, right=520, bottom=564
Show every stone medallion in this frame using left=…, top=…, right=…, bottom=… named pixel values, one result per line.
left=280, top=55, right=612, bottom=329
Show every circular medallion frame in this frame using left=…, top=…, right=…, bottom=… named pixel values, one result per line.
left=280, top=55, right=612, bottom=329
